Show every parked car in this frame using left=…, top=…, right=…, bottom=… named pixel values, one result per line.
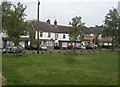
left=27, top=45, right=37, bottom=50
left=67, top=45, right=77, bottom=50
left=77, top=45, right=86, bottom=50
left=54, top=45, right=60, bottom=49
left=86, top=44, right=98, bottom=49
left=2, top=45, right=13, bottom=53
left=2, top=45, right=25, bottom=53
left=39, top=45, right=47, bottom=51
left=27, top=45, right=47, bottom=51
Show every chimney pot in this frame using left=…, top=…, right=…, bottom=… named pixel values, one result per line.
left=54, top=20, right=57, bottom=25
left=47, top=19, right=51, bottom=24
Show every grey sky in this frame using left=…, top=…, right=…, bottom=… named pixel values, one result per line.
left=4, top=0, right=120, bottom=27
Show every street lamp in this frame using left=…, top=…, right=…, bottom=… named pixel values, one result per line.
left=37, top=0, right=40, bottom=54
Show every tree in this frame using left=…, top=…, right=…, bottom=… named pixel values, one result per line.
left=69, top=16, right=85, bottom=46
left=2, top=2, right=28, bottom=54
left=118, top=15, right=120, bottom=47
left=103, top=8, right=120, bottom=48
left=26, top=20, right=36, bottom=45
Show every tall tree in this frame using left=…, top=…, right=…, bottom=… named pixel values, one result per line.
left=103, top=8, right=120, bottom=48
left=69, top=16, right=84, bottom=46
left=118, top=15, right=120, bottom=47
left=2, top=2, right=28, bottom=45
left=2, top=2, right=29, bottom=54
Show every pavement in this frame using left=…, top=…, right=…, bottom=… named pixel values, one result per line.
left=0, top=75, right=2, bottom=86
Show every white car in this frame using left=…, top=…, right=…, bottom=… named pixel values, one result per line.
left=77, top=46, right=86, bottom=50
left=39, top=45, right=47, bottom=51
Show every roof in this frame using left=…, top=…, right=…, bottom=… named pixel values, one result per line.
left=89, top=26, right=103, bottom=35
left=31, top=20, right=103, bottom=35
left=32, top=21, right=59, bottom=33
left=83, top=27, right=92, bottom=34
left=57, top=25, right=70, bottom=33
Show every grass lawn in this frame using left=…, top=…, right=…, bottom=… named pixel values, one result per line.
left=2, top=52, right=118, bottom=85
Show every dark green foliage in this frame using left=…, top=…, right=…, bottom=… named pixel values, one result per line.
left=103, top=8, right=120, bottom=47
left=69, top=16, right=85, bottom=44
left=2, top=2, right=28, bottom=45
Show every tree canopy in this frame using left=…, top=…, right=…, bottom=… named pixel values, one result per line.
left=103, top=8, right=120, bottom=47
left=2, top=2, right=29, bottom=46
left=69, top=16, right=85, bottom=45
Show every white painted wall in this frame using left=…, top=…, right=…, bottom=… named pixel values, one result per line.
left=35, top=31, right=69, bottom=41
left=57, top=33, right=69, bottom=41
left=0, top=33, right=7, bottom=48
left=20, top=35, right=29, bottom=38
left=35, top=31, right=55, bottom=40
left=0, top=33, right=2, bottom=48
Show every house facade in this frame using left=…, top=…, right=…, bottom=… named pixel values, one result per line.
left=31, top=20, right=108, bottom=49
left=0, top=19, right=112, bottom=49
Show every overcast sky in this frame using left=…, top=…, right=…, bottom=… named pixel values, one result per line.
left=3, top=0, right=120, bottom=27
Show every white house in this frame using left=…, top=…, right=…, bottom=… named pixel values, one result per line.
left=1, top=19, right=109, bottom=49
left=32, top=20, right=70, bottom=48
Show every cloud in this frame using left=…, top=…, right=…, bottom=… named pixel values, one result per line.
left=3, top=0, right=119, bottom=27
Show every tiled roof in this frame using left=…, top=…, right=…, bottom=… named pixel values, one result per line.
left=89, top=26, right=103, bottom=35
left=31, top=20, right=103, bottom=35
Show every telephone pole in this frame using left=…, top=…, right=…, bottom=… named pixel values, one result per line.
left=37, top=0, right=40, bottom=54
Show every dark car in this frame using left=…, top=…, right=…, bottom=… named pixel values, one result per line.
left=54, top=45, right=60, bottom=49
left=27, top=45, right=47, bottom=51
left=27, top=45, right=37, bottom=50
left=67, top=45, right=77, bottom=50
left=86, top=44, right=98, bottom=49
left=2, top=45, right=25, bottom=53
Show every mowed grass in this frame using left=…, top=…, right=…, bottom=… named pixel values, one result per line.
left=2, top=52, right=118, bottom=85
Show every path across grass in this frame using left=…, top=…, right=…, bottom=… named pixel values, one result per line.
left=2, top=52, right=118, bottom=85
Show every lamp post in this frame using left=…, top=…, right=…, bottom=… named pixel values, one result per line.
left=37, top=0, right=40, bottom=54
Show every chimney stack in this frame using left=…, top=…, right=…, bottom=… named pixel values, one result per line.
left=54, top=20, right=57, bottom=25
left=47, top=19, right=51, bottom=24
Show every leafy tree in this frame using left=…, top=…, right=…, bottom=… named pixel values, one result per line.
left=0, top=4, right=2, bottom=32
left=69, top=16, right=84, bottom=46
left=2, top=2, right=29, bottom=54
left=103, top=8, right=120, bottom=48
left=26, top=21, right=36, bottom=45
left=118, top=15, right=120, bottom=46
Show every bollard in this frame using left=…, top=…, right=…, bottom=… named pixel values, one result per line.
left=58, top=50, right=61, bottom=53
left=32, top=50, right=35, bottom=54
left=41, top=51, right=43, bottom=54
left=50, top=50, right=52, bottom=53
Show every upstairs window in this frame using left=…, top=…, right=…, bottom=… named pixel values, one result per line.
left=63, top=34, right=66, bottom=39
left=48, top=33, right=51, bottom=38
left=55, top=33, right=58, bottom=39
left=40, top=32, right=43, bottom=37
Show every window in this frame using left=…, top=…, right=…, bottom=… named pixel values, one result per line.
left=45, top=41, right=53, bottom=46
left=40, top=32, right=43, bottom=37
left=63, top=34, right=66, bottom=39
left=48, top=33, right=51, bottom=38
left=55, top=33, right=58, bottom=40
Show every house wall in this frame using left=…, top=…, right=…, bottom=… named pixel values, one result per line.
left=57, top=33, right=69, bottom=41
left=35, top=31, right=55, bottom=40
left=0, top=33, right=2, bottom=48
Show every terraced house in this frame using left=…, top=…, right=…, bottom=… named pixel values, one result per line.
left=30, top=19, right=111, bottom=49
left=0, top=19, right=112, bottom=49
